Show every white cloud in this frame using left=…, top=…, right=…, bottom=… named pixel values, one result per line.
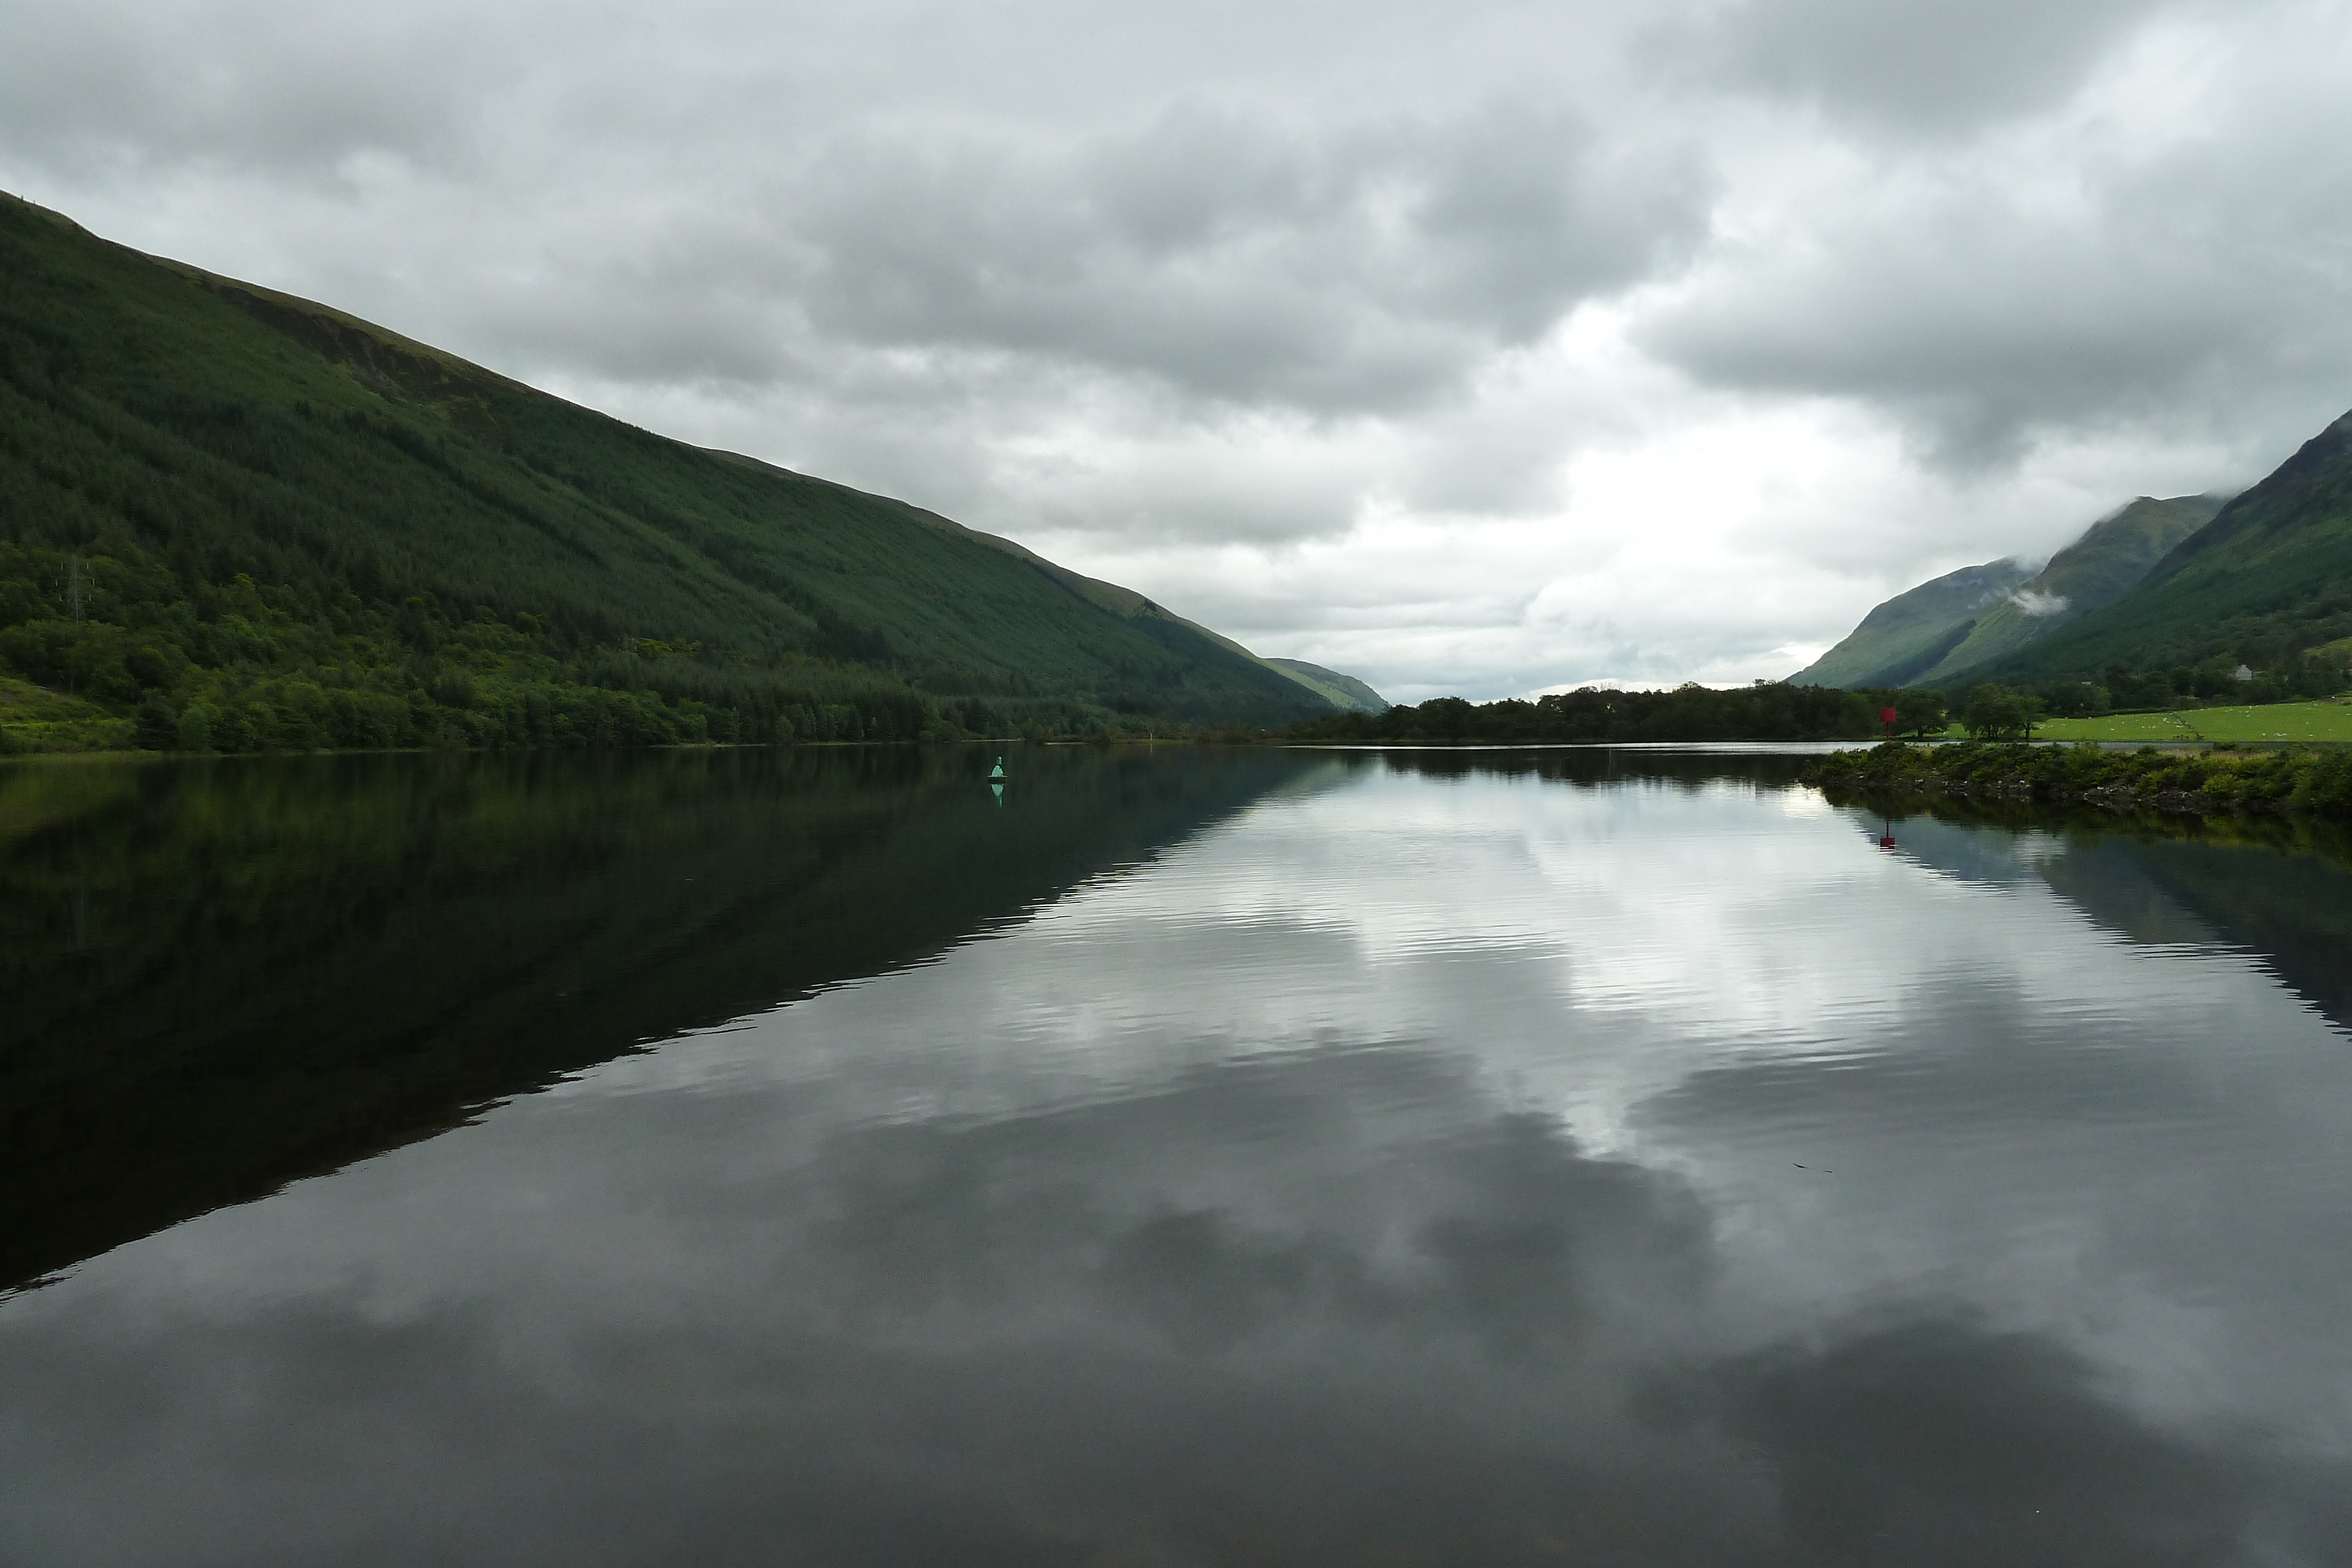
left=2009, top=589, right=2072, bottom=617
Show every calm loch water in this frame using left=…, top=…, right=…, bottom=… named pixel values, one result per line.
left=5, top=746, right=2351, bottom=1566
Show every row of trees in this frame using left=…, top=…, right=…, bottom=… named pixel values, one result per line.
left=2100, top=652, right=2349, bottom=710
left=1288, top=682, right=1907, bottom=744
left=1285, top=653, right=2352, bottom=751
left=1953, top=685, right=2039, bottom=741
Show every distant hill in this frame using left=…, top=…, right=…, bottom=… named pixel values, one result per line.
left=1992, top=412, right=2352, bottom=683
left=1789, top=559, right=2034, bottom=688
left=1793, top=494, right=2224, bottom=691
left=1264, top=658, right=1387, bottom=714
left=1906, top=494, right=2223, bottom=686
left=0, top=190, right=1333, bottom=752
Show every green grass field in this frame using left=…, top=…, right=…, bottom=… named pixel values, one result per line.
left=2029, top=699, right=2352, bottom=743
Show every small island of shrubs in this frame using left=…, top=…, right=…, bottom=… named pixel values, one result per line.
left=1805, top=740, right=2352, bottom=818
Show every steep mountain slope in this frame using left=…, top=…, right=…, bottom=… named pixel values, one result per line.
left=0, top=190, right=1330, bottom=750
left=1908, top=494, right=2221, bottom=686
left=1789, top=558, right=2033, bottom=688
left=710, top=446, right=1375, bottom=709
left=1264, top=658, right=1387, bottom=714
left=1996, top=410, right=2352, bottom=682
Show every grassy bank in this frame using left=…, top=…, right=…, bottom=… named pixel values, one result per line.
left=1805, top=740, right=2352, bottom=818
left=0, top=675, right=132, bottom=753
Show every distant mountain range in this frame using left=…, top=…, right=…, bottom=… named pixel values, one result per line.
left=1793, top=495, right=2222, bottom=688
left=2001, top=413, right=2352, bottom=683
left=1796, top=407, right=2352, bottom=691
left=0, top=190, right=1377, bottom=751
left=1789, top=558, right=2038, bottom=690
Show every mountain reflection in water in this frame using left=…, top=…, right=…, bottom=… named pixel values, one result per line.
left=3, top=746, right=2350, bottom=1566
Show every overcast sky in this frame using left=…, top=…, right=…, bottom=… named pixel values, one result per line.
left=6, top=0, right=2351, bottom=698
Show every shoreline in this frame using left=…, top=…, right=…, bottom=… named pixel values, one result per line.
left=1803, top=740, right=2352, bottom=821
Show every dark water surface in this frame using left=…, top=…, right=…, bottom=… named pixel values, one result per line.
left=5, top=745, right=2351, bottom=1566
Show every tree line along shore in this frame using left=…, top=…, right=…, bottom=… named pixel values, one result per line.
left=12, top=657, right=2352, bottom=758
left=0, top=670, right=1960, bottom=757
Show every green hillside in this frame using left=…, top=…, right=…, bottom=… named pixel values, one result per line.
left=0, top=190, right=1330, bottom=754
left=1990, top=411, right=2352, bottom=687
left=1908, top=494, right=2221, bottom=686
left=710, top=447, right=1371, bottom=713
left=1789, top=557, right=2032, bottom=688
left=1265, top=657, right=1387, bottom=714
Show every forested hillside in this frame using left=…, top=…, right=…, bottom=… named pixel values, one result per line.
left=0, top=191, right=1331, bottom=753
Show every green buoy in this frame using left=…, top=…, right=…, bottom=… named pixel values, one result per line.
left=989, top=755, right=1006, bottom=780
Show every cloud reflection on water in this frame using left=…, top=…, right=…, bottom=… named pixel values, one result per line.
left=3, top=755, right=2350, bottom=1565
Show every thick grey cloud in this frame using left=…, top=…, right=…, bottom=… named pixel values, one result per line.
left=414, top=99, right=1706, bottom=422
left=768, top=102, right=1703, bottom=412
left=5, top=0, right=2351, bottom=694
left=1640, top=78, right=2352, bottom=466
left=1677, top=0, right=2173, bottom=134
left=0, top=0, right=504, bottom=180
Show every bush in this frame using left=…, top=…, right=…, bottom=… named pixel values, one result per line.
left=134, top=694, right=179, bottom=750
left=176, top=704, right=218, bottom=751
